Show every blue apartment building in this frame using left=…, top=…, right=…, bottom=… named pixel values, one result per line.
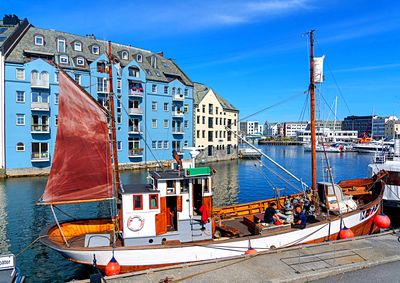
left=2, top=18, right=193, bottom=172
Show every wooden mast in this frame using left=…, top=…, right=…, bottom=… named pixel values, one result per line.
left=309, top=30, right=317, bottom=191
left=107, top=41, right=122, bottom=205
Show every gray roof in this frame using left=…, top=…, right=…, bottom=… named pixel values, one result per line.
left=0, top=20, right=18, bottom=47
left=6, top=25, right=193, bottom=86
left=193, top=82, right=238, bottom=112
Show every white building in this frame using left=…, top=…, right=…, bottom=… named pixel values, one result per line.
left=283, top=122, right=308, bottom=138
left=194, top=83, right=239, bottom=161
left=239, top=121, right=260, bottom=136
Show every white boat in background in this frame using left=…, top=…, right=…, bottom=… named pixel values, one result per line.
left=303, top=142, right=354, bottom=153
left=353, top=140, right=391, bottom=153
left=238, top=147, right=262, bottom=158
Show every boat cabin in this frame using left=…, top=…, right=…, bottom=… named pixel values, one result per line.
left=317, top=182, right=357, bottom=213
left=121, top=166, right=213, bottom=246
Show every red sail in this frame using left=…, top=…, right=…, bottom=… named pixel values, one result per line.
left=41, top=71, right=113, bottom=204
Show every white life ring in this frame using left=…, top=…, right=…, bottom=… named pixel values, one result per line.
left=127, top=215, right=145, bottom=232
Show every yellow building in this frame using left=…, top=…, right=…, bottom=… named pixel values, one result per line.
left=385, top=120, right=400, bottom=138
left=193, top=83, right=239, bottom=161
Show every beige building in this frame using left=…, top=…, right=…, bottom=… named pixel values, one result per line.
left=193, top=83, right=239, bottom=161
left=385, top=120, right=400, bottom=138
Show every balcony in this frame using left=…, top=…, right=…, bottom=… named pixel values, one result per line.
left=128, top=125, right=143, bottom=134
left=172, top=94, right=184, bottom=101
left=31, top=152, right=50, bottom=162
left=31, top=102, right=50, bottom=111
left=128, top=108, right=143, bottom=116
left=172, top=127, right=184, bottom=134
left=172, top=110, right=184, bottom=118
left=31, top=124, right=50, bottom=134
left=129, top=88, right=144, bottom=97
left=128, top=148, right=144, bottom=157
left=31, top=78, right=49, bottom=89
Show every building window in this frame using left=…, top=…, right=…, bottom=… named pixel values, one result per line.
left=197, top=130, right=200, bottom=138
left=16, top=114, right=25, bottom=125
left=16, top=142, right=25, bottom=152
left=164, top=86, right=169, bottom=94
left=202, top=116, right=205, bottom=124
left=197, top=116, right=200, bottom=124
left=157, top=141, right=162, bottom=148
left=16, top=91, right=25, bottom=103
left=164, top=119, right=169, bottom=128
left=31, top=142, right=49, bottom=160
left=172, top=87, right=176, bottom=95
left=97, top=77, right=108, bottom=93
left=32, top=92, right=49, bottom=103
left=163, top=141, right=168, bottom=149
left=184, top=120, right=189, bottom=128
left=54, top=72, right=58, bottom=83
left=216, top=107, right=219, bottom=115
left=184, top=88, right=188, bottom=96
left=117, top=141, right=122, bottom=151
left=133, top=195, right=143, bottom=210
left=74, top=74, right=81, bottom=85
left=136, top=53, right=142, bottom=62
left=151, top=84, right=157, bottom=93
left=208, top=117, right=213, bottom=128
left=121, top=51, right=129, bottom=60
left=208, top=104, right=213, bottom=115
left=59, top=55, right=68, bottom=64
left=54, top=93, right=59, bottom=104
left=116, top=79, right=121, bottom=93
left=16, top=68, right=25, bottom=80
left=55, top=115, right=58, bottom=126
left=34, top=35, right=44, bottom=46
left=74, top=41, right=82, bottom=51
left=92, top=45, right=100, bottom=54
left=151, top=56, right=157, bottom=68
left=152, top=119, right=157, bottom=128
left=208, top=131, right=213, bottom=142
left=152, top=141, right=156, bottom=149
left=202, top=130, right=205, bottom=138
left=57, top=38, right=66, bottom=53
left=202, top=105, right=205, bottom=113
left=164, top=103, right=168, bottom=111
left=128, top=67, right=140, bottom=77
left=149, top=194, right=159, bottom=209
left=76, top=57, right=85, bottom=66
left=184, top=140, right=188, bottom=147
left=151, top=101, right=157, bottom=111
left=216, top=117, right=218, bottom=125
left=184, top=104, right=188, bottom=113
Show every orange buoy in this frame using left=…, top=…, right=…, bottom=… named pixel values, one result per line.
left=374, top=213, right=391, bottom=229
left=105, top=256, right=121, bottom=276
left=339, top=226, right=354, bottom=239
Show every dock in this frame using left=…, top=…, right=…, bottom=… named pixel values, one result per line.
left=73, top=230, right=400, bottom=282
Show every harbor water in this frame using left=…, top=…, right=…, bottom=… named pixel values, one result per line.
left=0, top=145, right=374, bottom=282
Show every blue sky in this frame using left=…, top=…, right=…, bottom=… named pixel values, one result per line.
left=4, top=0, right=400, bottom=122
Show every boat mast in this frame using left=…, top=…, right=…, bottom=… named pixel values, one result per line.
left=309, top=30, right=317, bottom=191
left=107, top=41, right=122, bottom=203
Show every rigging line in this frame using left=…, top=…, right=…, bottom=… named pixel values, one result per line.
left=265, top=164, right=304, bottom=193
left=116, top=96, right=165, bottom=169
left=239, top=92, right=306, bottom=122
left=53, top=205, right=78, bottom=220
left=314, top=39, right=353, bottom=116
left=15, top=235, right=48, bottom=257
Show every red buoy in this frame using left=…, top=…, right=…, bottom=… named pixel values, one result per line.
left=339, top=226, right=354, bottom=239
left=105, top=256, right=121, bottom=276
left=244, top=239, right=257, bottom=255
left=374, top=213, right=391, bottom=229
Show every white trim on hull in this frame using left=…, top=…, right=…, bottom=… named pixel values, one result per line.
left=46, top=203, right=380, bottom=268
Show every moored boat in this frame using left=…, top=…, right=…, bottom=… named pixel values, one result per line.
left=39, top=33, right=388, bottom=275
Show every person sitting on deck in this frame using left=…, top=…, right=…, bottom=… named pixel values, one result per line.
left=264, top=203, right=281, bottom=225
left=291, top=206, right=307, bottom=229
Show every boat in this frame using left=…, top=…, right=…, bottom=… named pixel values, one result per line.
left=353, top=140, right=391, bottom=153
left=238, top=147, right=262, bottom=159
left=303, top=142, right=354, bottom=153
left=39, top=34, right=388, bottom=274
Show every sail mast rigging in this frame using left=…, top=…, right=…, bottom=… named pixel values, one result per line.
left=107, top=41, right=122, bottom=202
left=309, top=30, right=317, bottom=191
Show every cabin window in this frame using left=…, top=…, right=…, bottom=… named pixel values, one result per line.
left=133, top=195, right=143, bottom=210
left=181, top=179, right=189, bottom=193
left=166, top=180, right=175, bottom=194
left=204, top=179, right=210, bottom=193
left=149, top=194, right=159, bottom=209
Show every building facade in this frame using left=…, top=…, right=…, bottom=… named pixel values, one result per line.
left=342, top=115, right=373, bottom=137
left=384, top=120, right=400, bottom=139
left=239, top=121, right=260, bottom=136
left=372, top=116, right=398, bottom=139
left=193, top=83, right=239, bottom=161
left=2, top=17, right=194, bottom=173
left=297, top=129, right=358, bottom=143
left=283, top=122, right=308, bottom=138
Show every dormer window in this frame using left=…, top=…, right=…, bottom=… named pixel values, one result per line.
left=76, top=57, right=85, bottom=66
left=136, top=53, right=142, bottom=62
left=74, top=41, right=82, bottom=52
left=57, top=38, right=66, bottom=53
left=34, top=35, right=44, bottom=46
left=121, top=51, right=129, bottom=60
left=91, top=45, right=100, bottom=55
left=59, top=55, right=68, bottom=65
left=151, top=56, right=157, bottom=68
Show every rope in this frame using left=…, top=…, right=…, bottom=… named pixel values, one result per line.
left=15, top=235, right=48, bottom=257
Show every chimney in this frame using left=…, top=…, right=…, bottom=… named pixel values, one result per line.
left=3, top=14, right=21, bottom=25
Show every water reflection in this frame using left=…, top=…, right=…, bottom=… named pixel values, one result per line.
left=0, top=182, right=9, bottom=254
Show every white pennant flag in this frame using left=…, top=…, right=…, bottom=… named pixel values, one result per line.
left=314, top=55, right=325, bottom=83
